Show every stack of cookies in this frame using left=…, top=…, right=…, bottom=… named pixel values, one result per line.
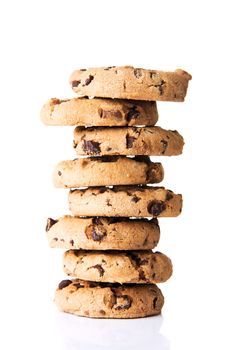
left=41, top=66, right=191, bottom=319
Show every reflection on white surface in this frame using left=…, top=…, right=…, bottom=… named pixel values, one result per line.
left=55, top=311, right=170, bottom=350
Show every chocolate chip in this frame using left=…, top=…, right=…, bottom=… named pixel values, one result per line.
left=161, top=139, right=168, bottom=154
left=86, top=225, right=99, bottom=241
left=90, top=264, right=105, bottom=277
left=131, top=195, right=141, bottom=203
left=126, top=135, right=136, bottom=148
left=106, top=199, right=112, bottom=206
left=114, top=295, right=132, bottom=310
left=80, top=69, right=87, bottom=71
left=98, top=108, right=122, bottom=120
left=106, top=147, right=112, bottom=151
left=46, top=218, right=58, bottom=232
left=82, top=140, right=101, bottom=155
left=83, top=75, right=94, bottom=86
left=104, top=66, right=116, bottom=70
left=58, top=280, right=72, bottom=290
left=166, top=191, right=173, bottom=200
left=126, top=106, right=140, bottom=122
left=153, top=297, right=158, bottom=308
left=70, top=239, right=74, bottom=246
left=72, top=80, right=81, bottom=87
left=58, top=171, right=62, bottom=176
left=134, top=68, right=142, bottom=78
left=155, top=79, right=165, bottom=95
left=53, top=237, right=58, bottom=241
left=147, top=201, right=166, bottom=216
left=92, top=228, right=106, bottom=241
left=99, top=309, right=106, bottom=315
left=139, top=270, right=147, bottom=281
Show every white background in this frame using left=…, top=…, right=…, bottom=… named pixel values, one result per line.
left=0, top=1, right=233, bottom=349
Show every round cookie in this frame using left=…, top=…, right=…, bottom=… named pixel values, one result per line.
left=55, top=279, right=164, bottom=319
left=40, top=97, right=158, bottom=126
left=46, top=216, right=160, bottom=250
left=69, top=66, right=192, bottom=101
left=63, top=250, right=172, bottom=284
left=68, top=186, right=182, bottom=217
left=73, top=126, right=184, bottom=156
left=53, top=156, right=164, bottom=188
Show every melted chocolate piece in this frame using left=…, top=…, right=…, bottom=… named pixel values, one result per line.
left=46, top=218, right=58, bottom=232
left=92, top=228, right=106, bottom=241
left=114, top=295, right=133, bottom=310
left=83, top=75, right=94, bottom=86
left=134, top=69, right=142, bottom=78
left=131, top=195, right=141, bottom=203
left=126, top=106, right=140, bottom=122
left=126, top=135, right=137, bottom=148
left=82, top=140, right=101, bottom=155
left=72, top=80, right=81, bottom=87
left=90, top=264, right=105, bottom=277
left=166, top=191, right=173, bottom=200
left=153, top=297, right=158, bottom=308
left=58, top=280, right=72, bottom=290
left=161, top=139, right=168, bottom=154
left=154, top=79, right=165, bottom=95
left=99, top=108, right=122, bottom=120
left=147, top=201, right=166, bottom=216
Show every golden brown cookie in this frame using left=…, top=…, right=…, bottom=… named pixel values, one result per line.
left=46, top=216, right=160, bottom=250
left=55, top=279, right=164, bottom=318
left=73, top=126, right=184, bottom=156
left=68, top=186, right=182, bottom=217
left=69, top=66, right=191, bottom=101
left=53, top=156, right=164, bottom=188
left=63, top=250, right=172, bottom=284
left=40, top=97, right=158, bottom=126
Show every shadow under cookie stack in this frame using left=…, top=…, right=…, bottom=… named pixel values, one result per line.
left=41, top=66, right=191, bottom=319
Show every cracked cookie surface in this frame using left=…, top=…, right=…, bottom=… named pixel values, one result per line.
left=54, top=278, right=164, bottom=318
left=63, top=250, right=172, bottom=284
left=68, top=185, right=182, bottom=217
left=53, top=156, right=164, bottom=187
left=46, top=216, right=160, bottom=250
left=69, top=66, right=191, bottom=101
left=73, top=126, right=184, bottom=156
left=40, top=97, right=158, bottom=126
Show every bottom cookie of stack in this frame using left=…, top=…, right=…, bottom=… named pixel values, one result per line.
left=55, top=279, right=164, bottom=319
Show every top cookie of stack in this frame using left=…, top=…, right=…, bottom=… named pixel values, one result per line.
left=41, top=66, right=191, bottom=127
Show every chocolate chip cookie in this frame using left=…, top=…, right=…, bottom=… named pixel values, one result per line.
left=63, top=250, right=172, bottom=283
left=40, top=97, right=158, bottom=126
left=46, top=216, right=160, bottom=250
left=68, top=186, right=182, bottom=217
left=55, top=279, right=164, bottom=318
left=73, top=126, right=184, bottom=156
left=69, top=66, right=191, bottom=101
left=53, top=156, right=164, bottom=188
